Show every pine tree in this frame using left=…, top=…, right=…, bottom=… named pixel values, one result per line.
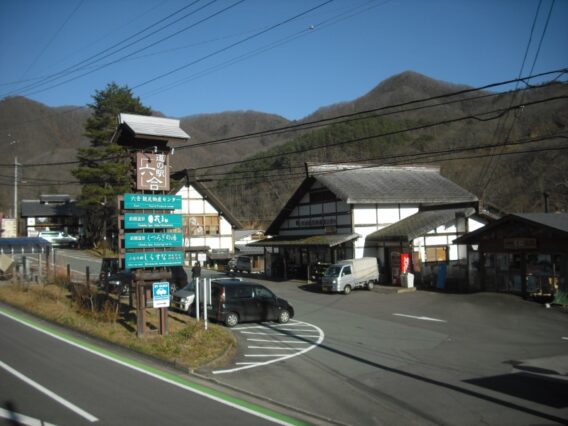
left=72, top=82, right=152, bottom=248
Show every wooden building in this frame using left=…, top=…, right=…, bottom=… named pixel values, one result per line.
left=454, top=213, right=568, bottom=301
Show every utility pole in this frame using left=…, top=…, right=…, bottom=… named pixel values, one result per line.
left=14, top=156, right=19, bottom=236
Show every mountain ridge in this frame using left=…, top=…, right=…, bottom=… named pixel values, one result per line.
left=1, top=71, right=566, bottom=223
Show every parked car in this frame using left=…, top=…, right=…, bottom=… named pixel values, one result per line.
left=98, top=258, right=188, bottom=296
left=38, top=231, right=78, bottom=248
left=207, top=279, right=294, bottom=327
left=171, top=277, right=241, bottom=314
left=225, top=256, right=252, bottom=274
left=321, top=257, right=379, bottom=294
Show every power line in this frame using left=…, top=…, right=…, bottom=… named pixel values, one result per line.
left=131, top=0, right=335, bottom=91
left=6, top=0, right=243, bottom=99
left=1, top=0, right=209, bottom=98
left=2, top=132, right=565, bottom=188
left=184, top=95, right=568, bottom=173
left=0, top=87, right=566, bottom=173
left=478, top=0, right=557, bottom=196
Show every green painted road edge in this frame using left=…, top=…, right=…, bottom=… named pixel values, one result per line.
left=0, top=305, right=309, bottom=426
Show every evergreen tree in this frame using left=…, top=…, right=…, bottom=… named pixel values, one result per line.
left=72, top=82, right=152, bottom=248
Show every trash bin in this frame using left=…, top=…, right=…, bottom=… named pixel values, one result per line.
left=401, top=273, right=414, bottom=288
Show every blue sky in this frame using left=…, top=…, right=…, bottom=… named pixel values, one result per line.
left=0, top=0, right=566, bottom=121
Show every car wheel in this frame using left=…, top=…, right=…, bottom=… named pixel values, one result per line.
left=367, top=281, right=374, bottom=290
left=344, top=285, right=352, bottom=295
left=277, top=309, right=290, bottom=324
left=225, top=312, right=239, bottom=327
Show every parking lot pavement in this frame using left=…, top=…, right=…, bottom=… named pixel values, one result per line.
left=212, top=320, right=324, bottom=375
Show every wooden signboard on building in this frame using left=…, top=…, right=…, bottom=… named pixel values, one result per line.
left=136, top=152, right=170, bottom=191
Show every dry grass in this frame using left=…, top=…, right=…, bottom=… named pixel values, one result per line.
left=0, top=282, right=236, bottom=369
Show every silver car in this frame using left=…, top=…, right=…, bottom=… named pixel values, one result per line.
left=38, top=231, right=78, bottom=248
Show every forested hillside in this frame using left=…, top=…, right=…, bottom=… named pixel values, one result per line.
left=1, top=71, right=566, bottom=228
left=213, top=78, right=568, bottom=227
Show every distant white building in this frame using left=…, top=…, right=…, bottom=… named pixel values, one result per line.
left=250, top=163, right=488, bottom=287
left=171, top=170, right=242, bottom=267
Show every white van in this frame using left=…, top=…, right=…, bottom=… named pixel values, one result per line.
left=321, top=258, right=379, bottom=294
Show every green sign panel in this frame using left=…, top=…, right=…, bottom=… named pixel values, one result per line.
left=124, top=213, right=183, bottom=229
left=124, top=232, right=183, bottom=249
left=124, top=194, right=182, bottom=210
left=125, top=251, right=184, bottom=268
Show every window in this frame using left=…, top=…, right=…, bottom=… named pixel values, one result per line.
left=255, top=286, right=274, bottom=299
left=342, top=266, right=352, bottom=276
left=425, top=246, right=448, bottom=263
left=184, top=215, right=220, bottom=235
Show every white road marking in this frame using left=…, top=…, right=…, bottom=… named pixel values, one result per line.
left=562, top=337, right=568, bottom=340
left=393, top=313, right=447, bottom=323
left=248, top=346, right=305, bottom=350
left=0, top=407, right=58, bottom=426
left=0, top=309, right=300, bottom=426
left=213, top=320, right=325, bottom=374
left=0, top=360, right=98, bottom=422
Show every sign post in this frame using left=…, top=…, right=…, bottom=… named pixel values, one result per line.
left=113, top=113, right=190, bottom=337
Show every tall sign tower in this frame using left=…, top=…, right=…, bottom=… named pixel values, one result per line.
left=111, top=113, right=190, bottom=337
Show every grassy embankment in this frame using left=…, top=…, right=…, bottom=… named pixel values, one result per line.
left=0, top=279, right=236, bottom=370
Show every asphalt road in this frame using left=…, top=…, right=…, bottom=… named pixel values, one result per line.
left=200, top=274, right=568, bottom=426
left=11, top=251, right=568, bottom=425
left=0, top=309, right=304, bottom=426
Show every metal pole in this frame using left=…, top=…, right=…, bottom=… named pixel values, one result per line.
left=203, top=277, right=208, bottom=331
left=14, top=157, right=18, bottom=236
left=195, top=277, right=200, bottom=321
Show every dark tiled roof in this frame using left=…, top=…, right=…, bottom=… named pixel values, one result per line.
left=20, top=200, right=80, bottom=217
left=367, top=207, right=476, bottom=242
left=515, top=213, right=568, bottom=233
left=454, top=213, right=568, bottom=244
left=312, top=164, right=478, bottom=204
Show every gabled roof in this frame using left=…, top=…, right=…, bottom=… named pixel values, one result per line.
left=455, top=213, right=568, bottom=244
left=170, top=169, right=243, bottom=229
left=266, top=164, right=478, bottom=235
left=311, top=164, right=478, bottom=204
left=111, top=113, right=190, bottom=146
left=366, top=207, right=476, bottom=242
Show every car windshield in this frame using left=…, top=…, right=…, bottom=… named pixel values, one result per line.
left=180, top=282, right=195, bottom=292
left=324, top=266, right=342, bottom=277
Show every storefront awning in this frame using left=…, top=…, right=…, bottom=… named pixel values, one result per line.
left=185, top=245, right=210, bottom=252
left=248, top=233, right=360, bottom=248
left=367, top=207, right=476, bottom=242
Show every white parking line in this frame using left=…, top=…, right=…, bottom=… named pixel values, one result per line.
left=248, top=346, right=306, bottom=350
left=213, top=320, right=324, bottom=374
left=393, top=313, right=447, bottom=323
left=247, top=339, right=307, bottom=344
left=0, top=360, right=98, bottom=422
left=562, top=337, right=568, bottom=341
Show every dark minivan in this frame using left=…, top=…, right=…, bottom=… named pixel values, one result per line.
left=207, top=280, right=294, bottom=327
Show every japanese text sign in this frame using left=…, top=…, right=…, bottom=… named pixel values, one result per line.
left=124, top=194, right=181, bottom=210
left=124, top=213, right=182, bottom=229
left=124, top=232, right=183, bottom=249
left=136, top=152, right=170, bottom=191
left=125, top=251, right=184, bottom=268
